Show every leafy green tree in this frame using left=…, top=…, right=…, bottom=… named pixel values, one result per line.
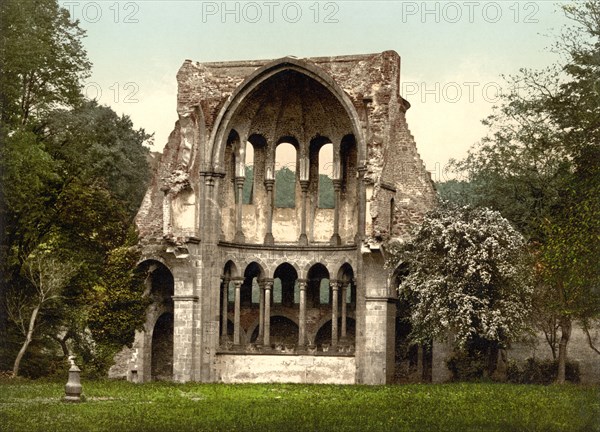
left=0, top=0, right=151, bottom=376
left=448, top=1, right=600, bottom=383
left=42, top=100, right=152, bottom=217
left=0, top=0, right=91, bottom=126
left=386, top=204, right=533, bottom=378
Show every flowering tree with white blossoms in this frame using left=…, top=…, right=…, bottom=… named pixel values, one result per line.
left=386, top=204, right=534, bottom=376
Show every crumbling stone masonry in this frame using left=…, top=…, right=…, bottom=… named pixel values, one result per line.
left=126, top=51, right=438, bottom=384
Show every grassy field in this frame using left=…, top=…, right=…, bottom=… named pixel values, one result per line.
left=0, top=380, right=598, bottom=432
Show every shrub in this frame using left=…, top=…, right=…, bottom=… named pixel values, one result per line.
left=447, top=351, right=488, bottom=381
left=507, top=357, right=580, bottom=384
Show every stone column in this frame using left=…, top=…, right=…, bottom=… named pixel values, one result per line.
left=341, top=282, right=348, bottom=339
left=234, top=176, right=245, bottom=243
left=297, top=279, right=307, bottom=347
left=221, top=277, right=230, bottom=342
left=232, top=278, right=243, bottom=346
left=298, top=179, right=309, bottom=245
left=331, top=280, right=339, bottom=348
left=330, top=179, right=342, bottom=246
left=264, top=174, right=275, bottom=245
left=258, top=280, right=265, bottom=341
left=172, top=294, right=198, bottom=382
left=263, top=279, right=273, bottom=347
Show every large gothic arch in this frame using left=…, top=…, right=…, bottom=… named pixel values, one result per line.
left=209, top=57, right=365, bottom=171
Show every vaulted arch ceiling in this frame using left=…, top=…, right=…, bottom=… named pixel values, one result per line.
left=229, top=69, right=353, bottom=146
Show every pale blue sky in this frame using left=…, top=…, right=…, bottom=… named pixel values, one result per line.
left=61, top=1, right=572, bottom=181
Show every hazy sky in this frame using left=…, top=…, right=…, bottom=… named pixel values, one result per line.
left=60, top=1, right=572, bottom=182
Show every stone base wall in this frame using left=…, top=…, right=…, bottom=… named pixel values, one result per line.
left=216, top=354, right=356, bottom=384
left=509, top=326, right=600, bottom=384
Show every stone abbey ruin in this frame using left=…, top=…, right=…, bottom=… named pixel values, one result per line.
left=115, top=51, right=598, bottom=384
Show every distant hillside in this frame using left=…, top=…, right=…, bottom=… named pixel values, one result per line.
left=242, top=166, right=334, bottom=208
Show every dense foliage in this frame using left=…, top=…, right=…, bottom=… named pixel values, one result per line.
left=442, top=0, right=600, bottom=383
left=386, top=204, right=533, bottom=375
left=0, top=0, right=151, bottom=377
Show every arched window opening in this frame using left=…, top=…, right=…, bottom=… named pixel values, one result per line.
left=242, top=141, right=254, bottom=204
left=273, top=263, right=298, bottom=307
left=337, top=263, right=355, bottom=307
left=318, top=143, right=334, bottom=209
left=227, top=129, right=241, bottom=200
left=307, top=263, right=330, bottom=308
left=243, top=262, right=263, bottom=305
left=274, top=142, right=296, bottom=208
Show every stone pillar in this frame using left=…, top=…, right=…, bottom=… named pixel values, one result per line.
left=331, top=280, right=339, bottom=348
left=298, top=279, right=307, bottom=347
left=359, top=250, right=396, bottom=384
left=264, top=177, right=275, bottom=245
left=234, top=176, right=245, bottom=243
left=172, top=294, right=198, bottom=382
left=221, top=277, right=229, bottom=342
left=330, top=179, right=342, bottom=246
left=341, top=282, right=348, bottom=339
left=298, top=180, right=309, bottom=245
left=232, top=278, right=243, bottom=346
left=258, top=280, right=265, bottom=341
left=263, top=279, right=273, bottom=347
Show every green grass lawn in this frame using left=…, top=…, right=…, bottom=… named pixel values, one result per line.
left=0, top=380, right=598, bottom=432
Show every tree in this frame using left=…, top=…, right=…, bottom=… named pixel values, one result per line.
left=0, top=0, right=151, bottom=376
left=41, top=101, right=152, bottom=217
left=386, top=204, right=533, bottom=377
left=0, top=0, right=91, bottom=126
left=87, top=240, right=148, bottom=350
left=447, top=0, right=600, bottom=383
left=5, top=250, right=78, bottom=377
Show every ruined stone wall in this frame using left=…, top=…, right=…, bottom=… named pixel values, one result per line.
left=135, top=52, right=436, bottom=246
left=130, top=52, right=438, bottom=385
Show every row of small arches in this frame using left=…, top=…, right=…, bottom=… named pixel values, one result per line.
left=225, top=131, right=357, bottom=208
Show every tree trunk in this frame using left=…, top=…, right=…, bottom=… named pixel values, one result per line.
left=492, top=348, right=508, bottom=382
left=12, top=304, right=40, bottom=378
left=486, top=342, right=499, bottom=378
left=583, top=322, right=600, bottom=356
left=52, top=332, right=71, bottom=358
left=556, top=316, right=572, bottom=384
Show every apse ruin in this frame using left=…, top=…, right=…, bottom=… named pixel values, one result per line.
left=127, top=51, right=439, bottom=384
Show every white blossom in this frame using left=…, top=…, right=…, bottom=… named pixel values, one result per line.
left=389, top=204, right=533, bottom=348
